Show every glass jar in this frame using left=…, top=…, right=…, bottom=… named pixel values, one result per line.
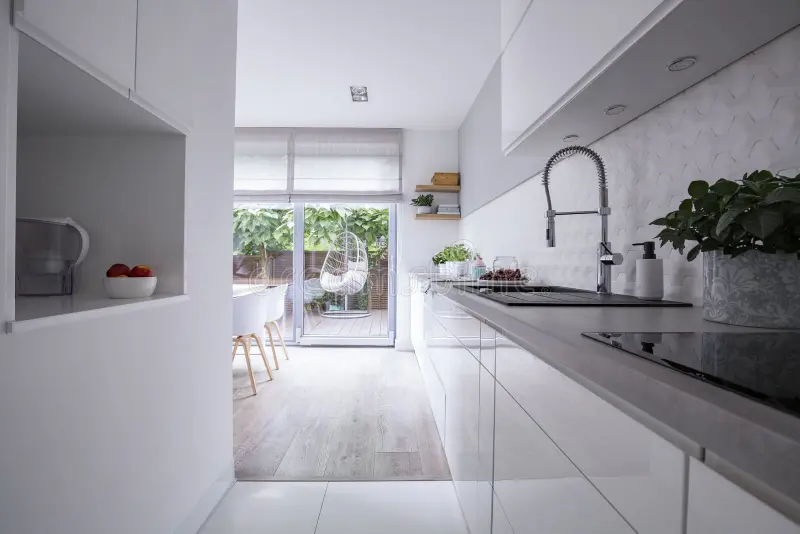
left=492, top=256, right=519, bottom=271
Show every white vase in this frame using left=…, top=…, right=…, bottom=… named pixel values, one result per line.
left=447, top=261, right=469, bottom=277
left=416, top=206, right=433, bottom=214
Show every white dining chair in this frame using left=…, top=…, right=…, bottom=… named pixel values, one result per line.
left=263, top=283, right=290, bottom=367
left=232, top=292, right=274, bottom=395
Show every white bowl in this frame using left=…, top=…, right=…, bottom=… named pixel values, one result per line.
left=104, top=276, right=158, bottom=299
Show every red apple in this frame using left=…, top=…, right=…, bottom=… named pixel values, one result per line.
left=106, top=264, right=131, bottom=277
left=129, top=265, right=154, bottom=277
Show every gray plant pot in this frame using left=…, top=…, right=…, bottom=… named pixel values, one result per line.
left=703, top=250, right=800, bottom=328
left=416, top=206, right=433, bottom=215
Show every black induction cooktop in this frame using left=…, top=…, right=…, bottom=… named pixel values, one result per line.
left=582, top=332, right=800, bottom=418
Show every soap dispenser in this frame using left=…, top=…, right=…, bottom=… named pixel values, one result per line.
left=633, top=241, right=663, bottom=300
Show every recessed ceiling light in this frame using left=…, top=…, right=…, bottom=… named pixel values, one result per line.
left=350, top=86, right=368, bottom=102
left=562, top=134, right=579, bottom=143
left=604, top=105, right=626, bottom=115
left=667, top=56, right=697, bottom=72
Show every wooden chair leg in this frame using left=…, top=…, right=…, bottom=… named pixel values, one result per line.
left=264, top=323, right=281, bottom=371
left=242, top=336, right=258, bottom=395
left=251, top=334, right=274, bottom=381
left=232, top=336, right=240, bottom=361
left=271, top=321, right=290, bottom=360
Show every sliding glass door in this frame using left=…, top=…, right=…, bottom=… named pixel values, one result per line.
left=233, top=203, right=296, bottom=341
left=233, top=202, right=396, bottom=346
left=297, top=203, right=394, bottom=344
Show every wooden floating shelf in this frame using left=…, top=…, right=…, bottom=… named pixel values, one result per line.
left=415, top=213, right=461, bottom=220
left=415, top=185, right=461, bottom=193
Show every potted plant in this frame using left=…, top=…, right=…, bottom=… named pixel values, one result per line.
left=442, top=244, right=473, bottom=278
left=432, top=251, right=448, bottom=275
left=652, top=170, right=800, bottom=328
left=412, top=194, right=435, bottom=215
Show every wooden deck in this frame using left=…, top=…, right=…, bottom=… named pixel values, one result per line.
left=232, top=347, right=450, bottom=481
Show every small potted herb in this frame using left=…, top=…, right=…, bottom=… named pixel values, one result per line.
left=442, top=244, right=473, bottom=277
left=432, top=251, right=448, bottom=274
left=651, top=170, right=800, bottom=328
left=411, top=194, right=435, bottom=214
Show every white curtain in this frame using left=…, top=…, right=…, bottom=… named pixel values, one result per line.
left=234, top=129, right=290, bottom=192
left=234, top=128, right=402, bottom=196
left=293, top=129, right=401, bottom=193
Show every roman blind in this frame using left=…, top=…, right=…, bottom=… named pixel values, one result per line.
left=234, top=129, right=290, bottom=191
left=234, top=128, right=402, bottom=197
left=293, top=129, right=402, bottom=193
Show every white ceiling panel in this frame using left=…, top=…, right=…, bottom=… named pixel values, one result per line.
left=236, top=0, right=500, bottom=129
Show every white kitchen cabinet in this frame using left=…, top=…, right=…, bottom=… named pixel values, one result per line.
left=421, top=301, right=447, bottom=441
left=410, top=284, right=426, bottom=354
left=493, top=382, right=633, bottom=533
left=687, top=459, right=800, bottom=534
left=500, top=0, right=531, bottom=51
left=475, top=365, right=495, bottom=534
left=133, top=0, right=193, bottom=131
left=492, top=494, right=515, bottom=534
left=500, top=0, right=664, bottom=152
left=434, top=296, right=481, bottom=357
left=495, top=334, right=688, bottom=534
left=479, top=321, right=496, bottom=376
left=434, top=323, right=481, bottom=534
left=13, top=0, right=137, bottom=95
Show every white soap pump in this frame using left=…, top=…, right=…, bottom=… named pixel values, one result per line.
left=633, top=241, right=664, bottom=300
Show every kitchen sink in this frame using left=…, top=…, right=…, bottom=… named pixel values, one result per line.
left=461, top=284, right=691, bottom=307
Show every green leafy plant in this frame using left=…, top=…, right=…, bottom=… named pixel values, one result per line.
left=435, top=244, right=473, bottom=262
left=651, top=170, right=800, bottom=261
left=235, top=207, right=389, bottom=255
left=411, top=194, right=434, bottom=207
left=233, top=208, right=294, bottom=256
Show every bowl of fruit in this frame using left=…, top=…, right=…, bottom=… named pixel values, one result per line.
left=104, top=264, right=157, bottom=299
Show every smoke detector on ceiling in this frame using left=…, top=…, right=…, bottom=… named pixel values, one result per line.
left=350, top=86, right=368, bottom=102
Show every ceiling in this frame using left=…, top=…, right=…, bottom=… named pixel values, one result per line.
left=235, top=0, right=500, bottom=130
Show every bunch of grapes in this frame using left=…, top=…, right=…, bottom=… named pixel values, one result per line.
left=480, top=268, right=523, bottom=281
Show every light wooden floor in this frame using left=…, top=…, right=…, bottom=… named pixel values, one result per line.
left=233, top=347, right=451, bottom=481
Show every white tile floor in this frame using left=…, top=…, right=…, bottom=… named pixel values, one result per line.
left=200, top=481, right=467, bottom=534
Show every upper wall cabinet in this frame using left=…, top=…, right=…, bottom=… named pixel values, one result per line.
left=133, top=0, right=193, bottom=131
left=13, top=0, right=137, bottom=96
left=500, top=0, right=531, bottom=52
left=502, top=0, right=800, bottom=157
left=501, top=0, right=665, bottom=152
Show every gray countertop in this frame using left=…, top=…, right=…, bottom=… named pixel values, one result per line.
left=426, top=279, right=800, bottom=512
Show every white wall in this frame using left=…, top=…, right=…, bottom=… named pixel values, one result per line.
left=460, top=27, right=800, bottom=303
left=17, top=136, right=186, bottom=295
left=0, top=2, right=239, bottom=534
left=395, top=130, right=460, bottom=350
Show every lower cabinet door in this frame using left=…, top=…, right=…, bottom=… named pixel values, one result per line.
left=687, top=459, right=800, bottom=534
left=440, top=345, right=480, bottom=534
left=495, top=335, right=688, bottom=534
left=421, top=305, right=447, bottom=441
left=493, top=383, right=634, bottom=534
left=480, top=322, right=496, bottom=376
left=492, top=493, right=515, bottom=534
left=475, top=365, right=495, bottom=534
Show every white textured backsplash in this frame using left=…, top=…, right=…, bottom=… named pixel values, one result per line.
left=460, top=27, right=800, bottom=303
